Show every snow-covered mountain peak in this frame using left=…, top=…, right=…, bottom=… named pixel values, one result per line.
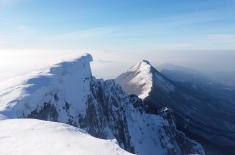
left=116, top=59, right=175, bottom=99
left=49, top=53, right=93, bottom=75
left=130, top=59, right=152, bottom=72
left=117, top=59, right=235, bottom=155
left=116, top=60, right=153, bottom=99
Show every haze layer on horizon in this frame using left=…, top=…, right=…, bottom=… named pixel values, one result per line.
left=0, top=0, right=235, bottom=84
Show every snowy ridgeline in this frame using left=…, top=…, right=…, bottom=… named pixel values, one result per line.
left=0, top=53, right=93, bottom=118
left=0, top=53, right=205, bottom=155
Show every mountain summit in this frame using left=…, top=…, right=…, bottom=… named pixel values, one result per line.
left=116, top=59, right=235, bottom=155
left=116, top=60, right=153, bottom=99
left=116, top=59, right=174, bottom=107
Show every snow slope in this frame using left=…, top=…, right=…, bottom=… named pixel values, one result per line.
left=0, top=119, right=133, bottom=155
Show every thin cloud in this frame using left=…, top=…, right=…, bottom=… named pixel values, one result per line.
left=50, top=27, right=117, bottom=39
left=0, top=0, right=20, bottom=8
left=208, top=34, right=235, bottom=42
left=95, top=59, right=117, bottom=64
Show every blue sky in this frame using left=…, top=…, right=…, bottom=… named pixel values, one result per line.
left=0, top=0, right=235, bottom=79
left=0, top=0, right=235, bottom=49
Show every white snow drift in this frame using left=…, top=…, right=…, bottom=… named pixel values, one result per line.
left=0, top=119, right=133, bottom=155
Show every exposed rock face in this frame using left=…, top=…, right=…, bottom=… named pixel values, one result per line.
left=160, top=108, right=205, bottom=155
left=79, top=79, right=135, bottom=152
left=0, top=54, right=205, bottom=155
left=116, top=60, right=235, bottom=155
left=22, top=77, right=205, bottom=155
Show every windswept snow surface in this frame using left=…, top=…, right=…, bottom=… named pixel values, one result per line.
left=0, top=119, right=133, bottom=155
left=0, top=53, right=93, bottom=118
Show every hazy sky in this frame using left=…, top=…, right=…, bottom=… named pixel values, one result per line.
left=0, top=0, right=235, bottom=79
